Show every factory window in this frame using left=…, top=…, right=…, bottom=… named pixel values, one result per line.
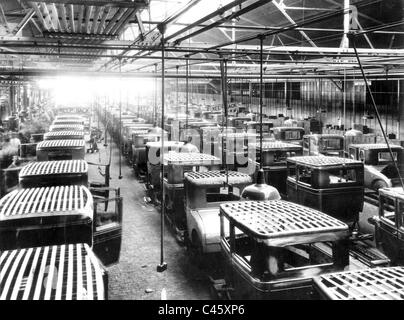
left=321, top=138, right=344, bottom=150
left=378, top=151, right=397, bottom=164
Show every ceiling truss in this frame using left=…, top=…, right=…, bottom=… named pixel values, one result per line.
left=0, top=0, right=400, bottom=80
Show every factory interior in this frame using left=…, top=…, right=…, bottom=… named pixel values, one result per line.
left=0, top=0, right=404, bottom=303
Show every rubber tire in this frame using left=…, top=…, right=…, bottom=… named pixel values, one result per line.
left=372, top=180, right=388, bottom=191
left=190, top=231, right=206, bottom=269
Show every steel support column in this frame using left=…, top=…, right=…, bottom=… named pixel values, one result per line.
left=157, top=24, right=167, bottom=273
left=259, top=35, right=264, bottom=169
left=186, top=55, right=189, bottom=129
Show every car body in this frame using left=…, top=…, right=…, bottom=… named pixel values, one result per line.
left=370, top=187, right=404, bottom=265
left=49, top=124, right=85, bottom=132
left=251, top=141, right=303, bottom=196
left=44, top=130, right=85, bottom=140
left=220, top=200, right=350, bottom=299
left=19, top=159, right=88, bottom=188
left=36, top=139, right=86, bottom=161
left=163, top=152, right=221, bottom=237
left=0, top=185, right=94, bottom=251
left=272, top=126, right=305, bottom=146
left=184, top=170, right=252, bottom=253
left=313, top=266, right=404, bottom=300
left=0, top=243, right=108, bottom=300
left=348, top=144, right=404, bottom=191
left=303, top=134, right=344, bottom=157
left=286, top=156, right=364, bottom=226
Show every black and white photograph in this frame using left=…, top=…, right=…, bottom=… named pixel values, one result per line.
left=0, top=0, right=403, bottom=307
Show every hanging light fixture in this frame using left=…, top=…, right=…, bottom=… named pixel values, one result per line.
left=241, top=35, right=280, bottom=201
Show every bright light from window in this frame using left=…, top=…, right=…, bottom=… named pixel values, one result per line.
left=37, top=76, right=155, bottom=107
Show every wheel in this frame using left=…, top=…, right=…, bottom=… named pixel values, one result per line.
left=145, top=174, right=152, bottom=190
left=163, top=196, right=172, bottom=222
left=372, top=180, right=388, bottom=191
left=189, top=230, right=206, bottom=269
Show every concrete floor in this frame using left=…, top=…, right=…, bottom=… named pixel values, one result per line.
left=86, top=141, right=211, bottom=300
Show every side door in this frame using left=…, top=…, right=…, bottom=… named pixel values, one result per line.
left=92, top=187, right=123, bottom=266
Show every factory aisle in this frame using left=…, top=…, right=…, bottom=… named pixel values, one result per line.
left=86, top=139, right=211, bottom=300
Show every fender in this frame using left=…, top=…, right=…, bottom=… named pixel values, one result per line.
left=186, top=209, right=205, bottom=246
left=364, top=165, right=392, bottom=190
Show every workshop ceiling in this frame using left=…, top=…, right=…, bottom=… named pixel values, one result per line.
left=0, top=0, right=402, bottom=79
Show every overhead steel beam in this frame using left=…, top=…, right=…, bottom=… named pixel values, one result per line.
left=0, top=3, right=10, bottom=32
left=116, top=10, right=138, bottom=36
left=50, top=3, right=61, bottom=31
left=355, top=20, right=404, bottom=36
left=276, top=35, right=294, bottom=61
left=40, top=31, right=117, bottom=39
left=272, top=0, right=317, bottom=47
left=130, top=55, right=400, bottom=74
left=208, top=0, right=382, bottom=50
left=59, top=4, right=68, bottom=32
left=16, top=0, right=43, bottom=35
left=13, top=9, right=35, bottom=35
left=90, top=5, right=102, bottom=34
left=29, top=1, right=49, bottom=31
left=68, top=4, right=75, bottom=32
left=103, top=7, right=124, bottom=34
left=165, top=0, right=250, bottom=42
left=174, top=0, right=272, bottom=45
left=84, top=5, right=93, bottom=34
left=217, top=44, right=404, bottom=55
left=27, top=0, right=148, bottom=9
left=283, top=6, right=336, bottom=12
left=109, top=8, right=134, bottom=35
left=120, top=0, right=251, bottom=71
left=163, top=0, right=202, bottom=27
left=0, top=37, right=402, bottom=57
left=325, top=0, right=385, bottom=26
left=340, top=0, right=350, bottom=48
left=40, top=3, right=56, bottom=32
left=141, top=20, right=404, bottom=35
left=355, top=17, right=375, bottom=49
left=135, top=11, right=145, bottom=38
left=0, top=69, right=402, bottom=80
left=100, top=0, right=197, bottom=69
left=77, top=5, right=84, bottom=33
left=1, top=49, right=401, bottom=70
left=97, top=6, right=111, bottom=34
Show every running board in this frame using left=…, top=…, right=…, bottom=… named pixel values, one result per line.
left=349, top=241, right=390, bottom=267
